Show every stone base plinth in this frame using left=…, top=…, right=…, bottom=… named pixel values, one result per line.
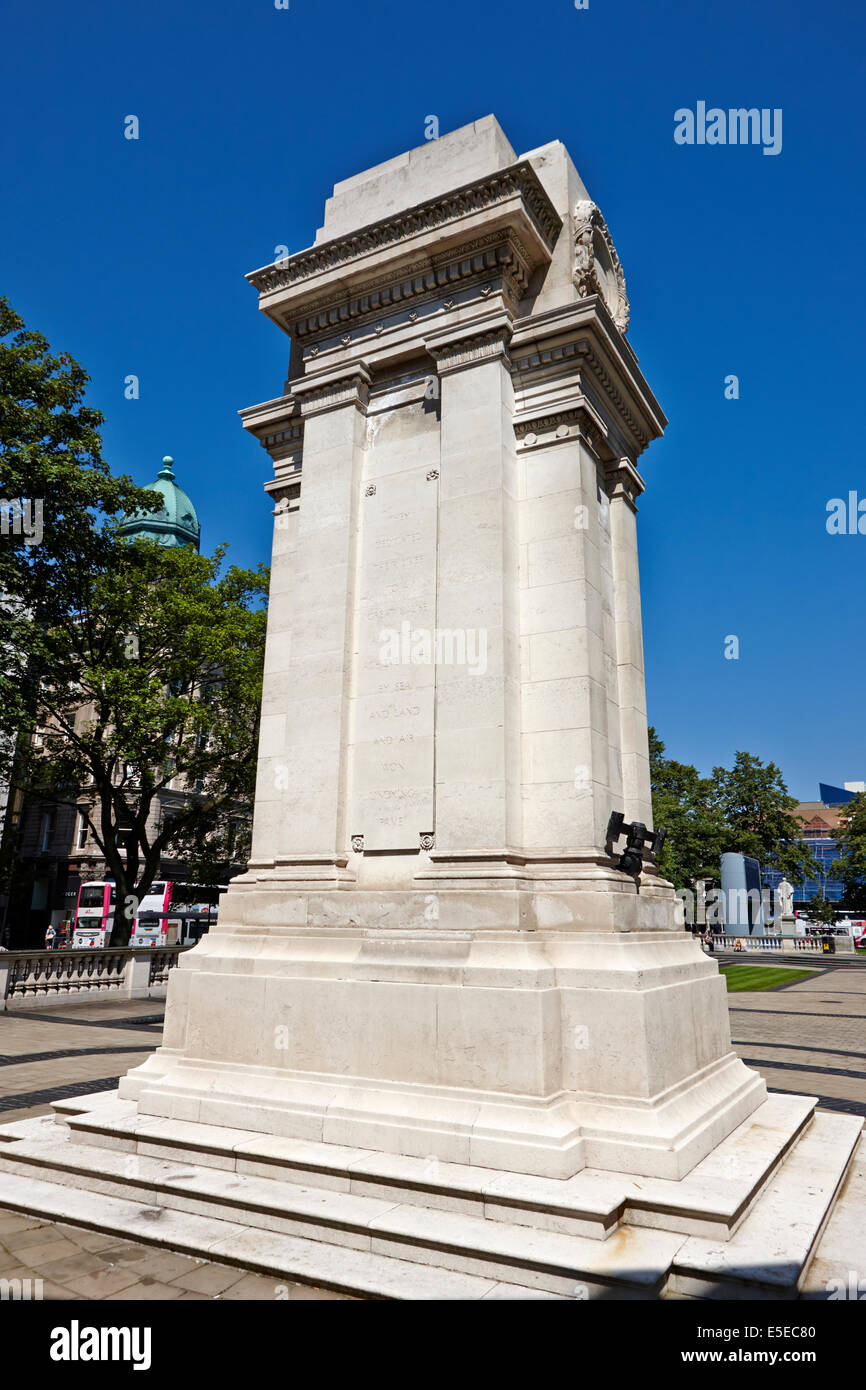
left=110, top=883, right=766, bottom=1181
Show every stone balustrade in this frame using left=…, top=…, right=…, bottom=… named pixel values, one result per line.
left=0, top=946, right=189, bottom=1010
left=706, top=934, right=854, bottom=955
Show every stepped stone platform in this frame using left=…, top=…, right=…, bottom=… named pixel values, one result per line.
left=0, top=1089, right=860, bottom=1299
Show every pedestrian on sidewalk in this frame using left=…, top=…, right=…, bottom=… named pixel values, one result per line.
left=44, top=924, right=57, bottom=951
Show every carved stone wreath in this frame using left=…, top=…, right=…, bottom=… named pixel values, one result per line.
left=573, top=201, right=630, bottom=334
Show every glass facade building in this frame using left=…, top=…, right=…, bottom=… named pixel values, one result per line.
left=761, top=782, right=861, bottom=906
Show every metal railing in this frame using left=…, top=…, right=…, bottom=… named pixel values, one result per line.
left=0, top=945, right=189, bottom=1008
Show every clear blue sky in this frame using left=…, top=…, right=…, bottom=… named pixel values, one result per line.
left=2, top=0, right=863, bottom=799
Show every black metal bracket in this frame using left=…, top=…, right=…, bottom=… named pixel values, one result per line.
left=606, top=811, right=667, bottom=879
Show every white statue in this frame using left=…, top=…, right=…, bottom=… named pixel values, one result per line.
left=777, top=879, right=795, bottom=917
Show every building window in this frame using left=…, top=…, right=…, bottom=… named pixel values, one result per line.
left=38, top=810, right=55, bottom=852
left=75, top=813, right=88, bottom=851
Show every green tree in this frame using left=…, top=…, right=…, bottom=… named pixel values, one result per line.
left=802, top=892, right=837, bottom=927
left=0, top=297, right=161, bottom=748
left=711, top=751, right=818, bottom=885
left=0, top=299, right=268, bottom=944
left=9, top=539, right=267, bottom=945
left=648, top=727, right=725, bottom=891
left=830, top=793, right=866, bottom=913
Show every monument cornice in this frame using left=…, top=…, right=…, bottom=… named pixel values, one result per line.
left=424, top=312, right=513, bottom=375
left=604, top=455, right=645, bottom=509
left=238, top=394, right=305, bottom=469
left=291, top=365, right=372, bottom=416
left=289, top=231, right=532, bottom=343
left=511, top=301, right=666, bottom=458
left=513, top=402, right=614, bottom=459
left=248, top=162, right=560, bottom=291
left=247, top=162, right=561, bottom=332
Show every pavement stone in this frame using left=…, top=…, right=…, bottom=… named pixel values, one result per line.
left=725, top=959, right=866, bottom=1116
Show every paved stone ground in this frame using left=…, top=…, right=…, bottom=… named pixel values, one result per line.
left=0, top=998, right=350, bottom=1300
left=0, top=998, right=164, bottom=1124
left=0, top=963, right=863, bottom=1299
left=0, top=1210, right=349, bottom=1300
left=721, top=956, right=866, bottom=1118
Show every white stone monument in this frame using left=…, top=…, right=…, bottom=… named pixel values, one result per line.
left=0, top=119, right=860, bottom=1298
left=120, top=115, right=766, bottom=1178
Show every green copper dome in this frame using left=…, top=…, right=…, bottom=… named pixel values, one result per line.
left=118, top=457, right=201, bottom=552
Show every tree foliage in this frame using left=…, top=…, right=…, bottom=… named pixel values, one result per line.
left=801, top=892, right=837, bottom=927
left=831, top=793, right=866, bottom=914
left=711, top=751, right=818, bottom=884
left=648, top=728, right=724, bottom=891
left=12, top=540, right=267, bottom=943
left=649, top=733, right=819, bottom=893
left=0, top=299, right=267, bottom=943
left=0, top=296, right=162, bottom=746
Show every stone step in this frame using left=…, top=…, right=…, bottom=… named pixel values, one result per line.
left=0, top=1167, right=561, bottom=1300
left=45, top=1089, right=817, bottom=1242
left=0, top=1123, right=682, bottom=1296
left=669, top=1111, right=863, bottom=1299
left=802, top=1135, right=866, bottom=1299
left=0, top=1104, right=859, bottom=1298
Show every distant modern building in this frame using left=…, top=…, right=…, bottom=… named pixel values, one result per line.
left=721, top=852, right=767, bottom=933
left=762, top=781, right=863, bottom=910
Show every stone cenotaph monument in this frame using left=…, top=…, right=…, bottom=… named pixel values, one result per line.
left=123, top=115, right=764, bottom=1178
left=0, top=119, right=860, bottom=1298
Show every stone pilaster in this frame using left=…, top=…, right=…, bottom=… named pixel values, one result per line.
left=424, top=318, right=521, bottom=865
left=605, top=455, right=652, bottom=828
left=238, top=397, right=303, bottom=870
left=270, top=367, right=370, bottom=880
left=515, top=417, right=621, bottom=858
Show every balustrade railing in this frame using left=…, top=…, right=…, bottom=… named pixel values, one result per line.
left=701, top=933, right=853, bottom=955
left=148, top=951, right=180, bottom=986
left=0, top=945, right=188, bottom=1007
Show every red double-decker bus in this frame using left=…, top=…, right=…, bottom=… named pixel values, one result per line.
left=71, top=881, right=116, bottom=947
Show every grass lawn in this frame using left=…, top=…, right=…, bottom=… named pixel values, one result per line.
left=720, top=964, right=817, bottom=992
